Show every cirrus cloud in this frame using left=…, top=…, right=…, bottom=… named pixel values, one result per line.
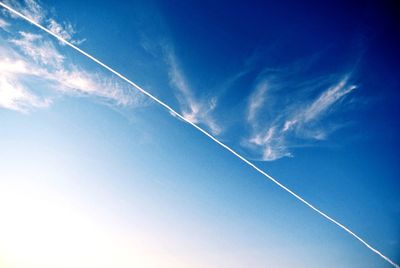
left=0, top=0, right=145, bottom=113
left=244, top=71, right=357, bottom=161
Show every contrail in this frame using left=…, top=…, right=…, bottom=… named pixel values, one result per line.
left=0, top=2, right=398, bottom=267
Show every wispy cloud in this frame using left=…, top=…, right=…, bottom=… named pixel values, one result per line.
left=244, top=74, right=357, bottom=161
left=4, top=0, right=45, bottom=23
left=47, top=19, right=73, bottom=42
left=0, top=17, right=9, bottom=30
left=0, top=45, right=52, bottom=112
left=0, top=1, right=144, bottom=113
left=1, top=0, right=356, bottom=162
left=247, top=125, right=291, bottom=161
left=247, top=80, right=268, bottom=123
left=11, top=31, right=65, bottom=67
left=300, top=77, right=356, bottom=124
left=3, top=0, right=82, bottom=44
left=0, top=70, right=51, bottom=112
left=47, top=18, right=85, bottom=45
left=164, top=47, right=221, bottom=135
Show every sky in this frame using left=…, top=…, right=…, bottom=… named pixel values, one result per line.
left=0, top=0, right=399, bottom=267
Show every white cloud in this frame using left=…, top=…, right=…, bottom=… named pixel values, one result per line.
left=245, top=76, right=357, bottom=161
left=11, top=31, right=65, bottom=67
left=21, top=0, right=44, bottom=23
left=0, top=18, right=10, bottom=30
left=164, top=48, right=221, bottom=135
left=302, top=78, right=356, bottom=123
left=47, top=18, right=84, bottom=45
left=281, top=77, right=356, bottom=134
left=51, top=66, right=141, bottom=106
left=0, top=57, right=30, bottom=74
left=3, top=0, right=83, bottom=44
left=247, top=80, right=267, bottom=123
left=248, top=126, right=292, bottom=161
left=3, top=0, right=45, bottom=23
left=0, top=68, right=51, bottom=112
left=0, top=47, right=48, bottom=112
left=0, top=16, right=143, bottom=113
left=47, top=19, right=73, bottom=41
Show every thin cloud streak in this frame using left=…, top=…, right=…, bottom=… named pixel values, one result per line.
left=247, top=80, right=268, bottom=123
left=0, top=17, right=9, bottom=29
left=164, top=47, right=221, bottom=135
left=302, top=77, right=356, bottom=123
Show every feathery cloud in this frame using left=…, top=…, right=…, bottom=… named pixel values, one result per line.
left=0, top=72, right=51, bottom=112
left=0, top=1, right=144, bottom=113
left=3, top=0, right=82, bottom=44
left=301, top=77, right=356, bottom=124
left=3, top=0, right=44, bottom=23
left=164, top=47, right=221, bottom=135
left=245, top=74, right=357, bottom=161
left=247, top=80, right=268, bottom=123
left=0, top=17, right=9, bottom=30
left=11, top=31, right=65, bottom=67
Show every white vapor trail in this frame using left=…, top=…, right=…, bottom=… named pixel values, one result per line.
left=0, top=2, right=398, bottom=267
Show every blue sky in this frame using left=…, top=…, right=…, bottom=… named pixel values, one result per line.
left=0, top=0, right=399, bottom=267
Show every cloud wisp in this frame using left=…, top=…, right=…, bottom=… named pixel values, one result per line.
left=0, top=64, right=52, bottom=112
left=164, top=47, right=221, bottom=135
left=0, top=17, right=9, bottom=29
left=244, top=72, right=357, bottom=161
left=2, top=0, right=82, bottom=44
left=4, top=0, right=44, bottom=23
left=247, top=80, right=268, bottom=124
left=0, top=0, right=144, bottom=113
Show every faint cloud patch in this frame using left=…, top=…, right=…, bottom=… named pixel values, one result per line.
left=247, top=80, right=268, bottom=124
left=0, top=17, right=10, bottom=30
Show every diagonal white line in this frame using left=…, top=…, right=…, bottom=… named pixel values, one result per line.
left=0, top=2, right=398, bottom=267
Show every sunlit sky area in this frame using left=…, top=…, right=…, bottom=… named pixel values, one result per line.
left=0, top=0, right=399, bottom=267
